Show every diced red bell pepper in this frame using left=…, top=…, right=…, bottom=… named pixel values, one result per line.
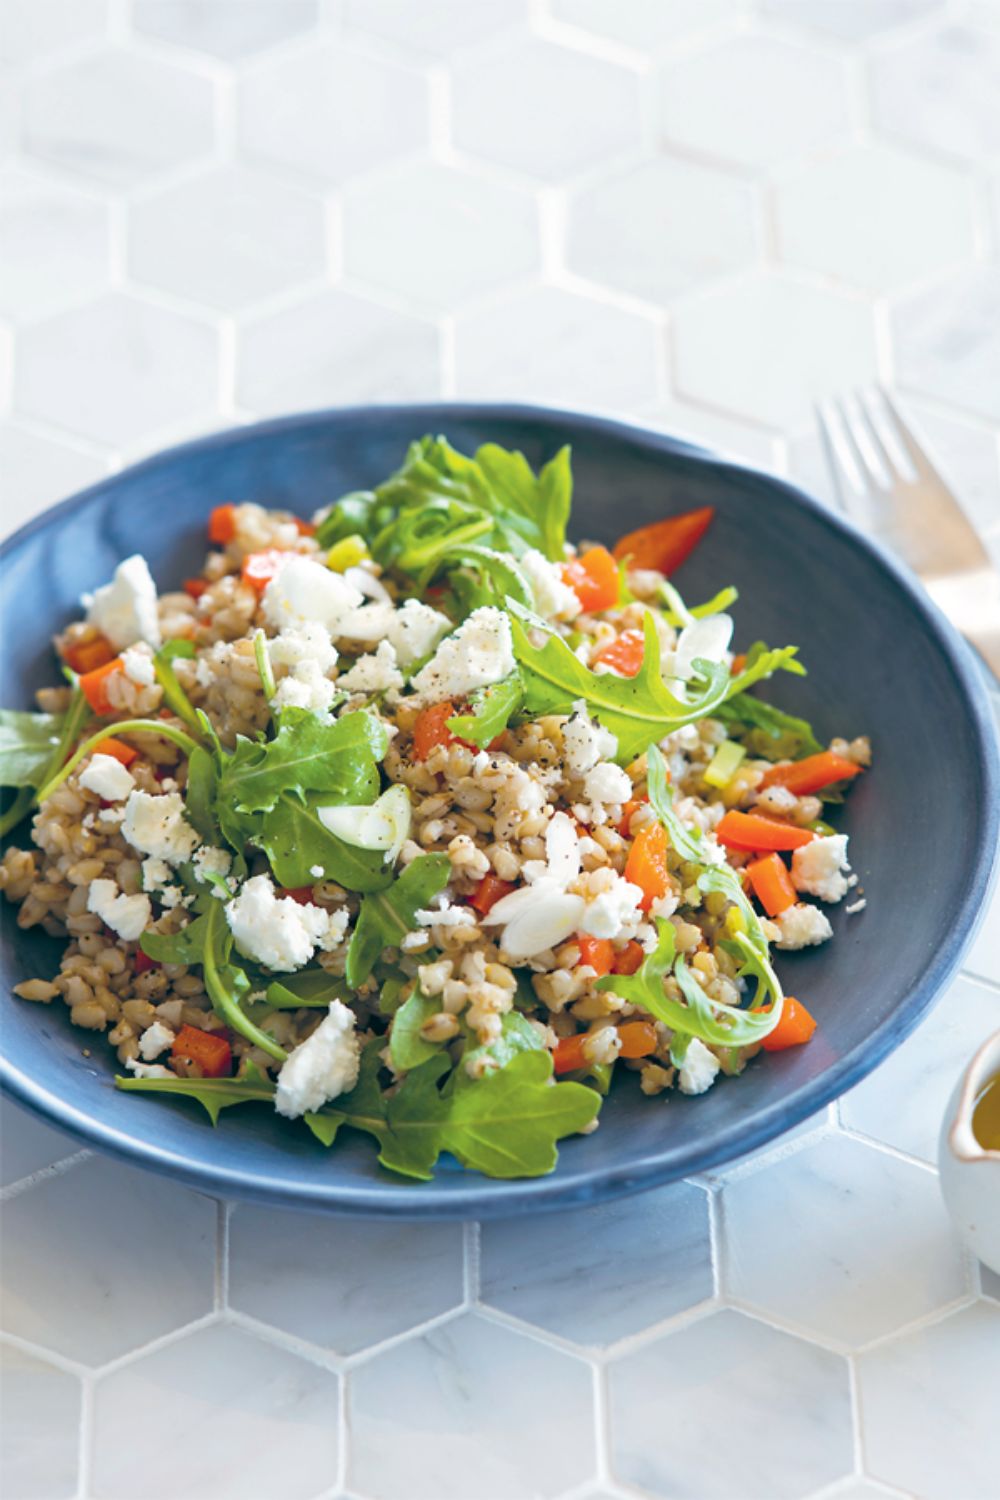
left=469, top=874, right=516, bottom=915
left=93, top=736, right=138, bottom=767
left=241, top=549, right=289, bottom=594
left=576, top=935, right=614, bottom=976
left=612, top=940, right=644, bottom=976
left=64, top=634, right=116, bottom=675
left=746, top=852, right=798, bottom=917
left=208, top=504, right=237, bottom=544
left=184, top=577, right=209, bottom=599
left=281, top=886, right=318, bottom=906
left=624, top=821, right=670, bottom=911
left=171, top=1024, right=232, bottom=1077
left=133, top=949, right=159, bottom=975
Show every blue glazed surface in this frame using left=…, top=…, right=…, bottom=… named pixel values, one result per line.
left=2, top=404, right=997, bottom=1219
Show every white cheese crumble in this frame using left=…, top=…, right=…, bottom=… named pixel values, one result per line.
left=225, top=874, right=348, bottom=972
left=267, top=622, right=339, bottom=717
left=773, top=903, right=834, bottom=950
left=121, top=644, right=156, bottom=686
left=191, top=845, right=232, bottom=885
left=791, top=834, right=852, bottom=904
left=678, top=1038, right=721, bottom=1096
left=138, top=1021, right=175, bottom=1060
left=310, top=864, right=325, bottom=879
left=577, top=872, right=645, bottom=940
left=583, top=761, right=632, bottom=807
left=123, top=789, right=201, bottom=866
left=337, top=641, right=405, bottom=694
left=262, top=556, right=363, bottom=633
left=124, top=1058, right=173, bottom=1079
left=845, top=897, right=867, bottom=915
left=517, top=549, right=582, bottom=622
left=274, top=999, right=361, bottom=1119
left=84, top=554, right=161, bottom=650
left=563, top=701, right=618, bottom=776
left=79, top=753, right=135, bottom=802
left=409, top=607, right=515, bottom=704
left=86, top=878, right=152, bottom=942
left=386, top=599, right=452, bottom=667
left=415, top=896, right=477, bottom=930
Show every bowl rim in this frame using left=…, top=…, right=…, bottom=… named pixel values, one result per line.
left=2, top=400, right=998, bottom=1219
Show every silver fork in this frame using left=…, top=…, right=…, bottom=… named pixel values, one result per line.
left=816, top=388, right=1000, bottom=680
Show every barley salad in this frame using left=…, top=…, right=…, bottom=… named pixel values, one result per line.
left=0, top=437, right=870, bottom=1182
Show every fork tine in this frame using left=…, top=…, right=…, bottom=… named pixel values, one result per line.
left=820, top=395, right=879, bottom=497
left=877, top=389, right=945, bottom=485
left=854, top=389, right=900, bottom=482
left=815, top=400, right=858, bottom=513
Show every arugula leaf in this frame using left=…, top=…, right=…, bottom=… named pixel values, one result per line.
left=345, top=853, right=450, bottom=988
left=0, top=690, right=91, bottom=837
left=185, top=745, right=219, bottom=842
left=263, top=968, right=351, bottom=1009
left=217, top=709, right=387, bottom=819
left=660, top=584, right=739, bottom=626
left=308, top=1046, right=600, bottom=1181
left=511, top=608, right=804, bottom=764
left=715, top=693, right=824, bottom=761
left=154, top=639, right=205, bottom=740
left=315, top=490, right=382, bottom=550
left=115, top=1060, right=275, bottom=1123
left=446, top=675, right=525, bottom=748
left=459, top=1010, right=544, bottom=1075
left=389, top=986, right=442, bottom=1071
left=141, top=897, right=287, bottom=1060
left=254, top=794, right=392, bottom=891
left=447, top=545, right=534, bottom=616
left=0, top=709, right=66, bottom=788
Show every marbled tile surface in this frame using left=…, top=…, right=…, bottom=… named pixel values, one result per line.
left=2, top=1, right=999, bottom=1496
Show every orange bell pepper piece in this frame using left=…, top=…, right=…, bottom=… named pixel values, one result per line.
left=761, top=997, right=817, bottom=1052
left=469, top=874, right=516, bottom=915
left=208, top=503, right=237, bottom=544
left=64, top=634, right=116, bottom=675
left=171, top=1024, right=232, bottom=1078
left=93, top=736, right=138, bottom=768
left=760, top=751, right=862, bottom=797
left=746, top=852, right=797, bottom=917
left=576, top=935, right=614, bottom=976
left=624, top=821, right=670, bottom=911
left=79, top=657, right=124, bottom=714
left=593, top=628, right=645, bottom=678
left=716, top=811, right=815, bottom=852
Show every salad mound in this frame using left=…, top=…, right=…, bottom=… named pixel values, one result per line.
left=0, top=437, right=869, bottom=1181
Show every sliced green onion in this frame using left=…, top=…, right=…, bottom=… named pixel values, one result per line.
left=703, top=739, right=746, bottom=789
left=317, top=784, right=411, bottom=865
left=253, top=629, right=276, bottom=701
left=808, top=818, right=836, bottom=837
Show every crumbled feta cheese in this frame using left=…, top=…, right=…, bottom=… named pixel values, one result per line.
left=121, top=644, right=156, bottom=686
left=773, top=902, right=834, bottom=950
left=415, top=897, right=477, bottom=930
left=309, top=864, right=324, bottom=879
left=578, top=872, right=645, bottom=940
left=517, top=549, right=582, bottom=622
left=271, top=661, right=339, bottom=716
left=678, top=1038, right=721, bottom=1096
left=84, top=554, right=161, bottom=650
left=268, top=621, right=338, bottom=675
left=124, top=1058, right=173, bottom=1079
left=141, top=855, right=172, bottom=891
left=845, top=897, right=867, bottom=915
left=409, top=607, right=515, bottom=703
left=337, top=641, right=404, bottom=694
left=191, top=845, right=232, bottom=885
left=123, top=790, right=200, bottom=865
left=262, top=556, right=363, bottom=633
left=225, top=874, right=347, bottom=972
left=87, top=878, right=152, bottom=941
left=98, top=806, right=125, bottom=826
left=138, top=1021, right=175, bottom=1060
left=337, top=601, right=397, bottom=642
left=386, top=599, right=452, bottom=668
left=791, top=834, right=852, bottom=904
left=274, top=1000, right=361, bottom=1118
left=79, top=753, right=135, bottom=802
left=563, top=701, right=618, bottom=776
left=583, top=761, right=632, bottom=807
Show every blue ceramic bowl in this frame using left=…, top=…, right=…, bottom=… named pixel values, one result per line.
left=2, top=405, right=997, bottom=1218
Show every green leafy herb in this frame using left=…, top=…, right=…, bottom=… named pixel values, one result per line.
left=446, top=675, right=525, bottom=748
left=154, top=639, right=205, bottom=739
left=263, top=968, right=351, bottom=1009
left=307, top=1044, right=600, bottom=1181
left=0, top=691, right=92, bottom=837
left=388, top=985, right=442, bottom=1071
left=116, top=1060, right=275, bottom=1123
left=659, top=584, right=739, bottom=626
left=511, top=609, right=803, bottom=764
left=715, top=692, right=824, bottom=761
left=345, top=853, right=450, bottom=989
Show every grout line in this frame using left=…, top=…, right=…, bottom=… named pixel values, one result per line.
left=75, top=1373, right=95, bottom=1500
left=214, top=1199, right=231, bottom=1311
left=462, top=1218, right=481, bottom=1305
left=0, top=1149, right=92, bottom=1203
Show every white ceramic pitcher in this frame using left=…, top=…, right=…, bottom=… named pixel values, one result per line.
left=938, top=1029, right=1000, bottom=1276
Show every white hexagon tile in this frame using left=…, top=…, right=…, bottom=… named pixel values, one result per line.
left=2, top=2, right=1000, bottom=1497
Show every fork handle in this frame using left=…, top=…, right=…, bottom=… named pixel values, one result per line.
left=926, top=573, right=1000, bottom=683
